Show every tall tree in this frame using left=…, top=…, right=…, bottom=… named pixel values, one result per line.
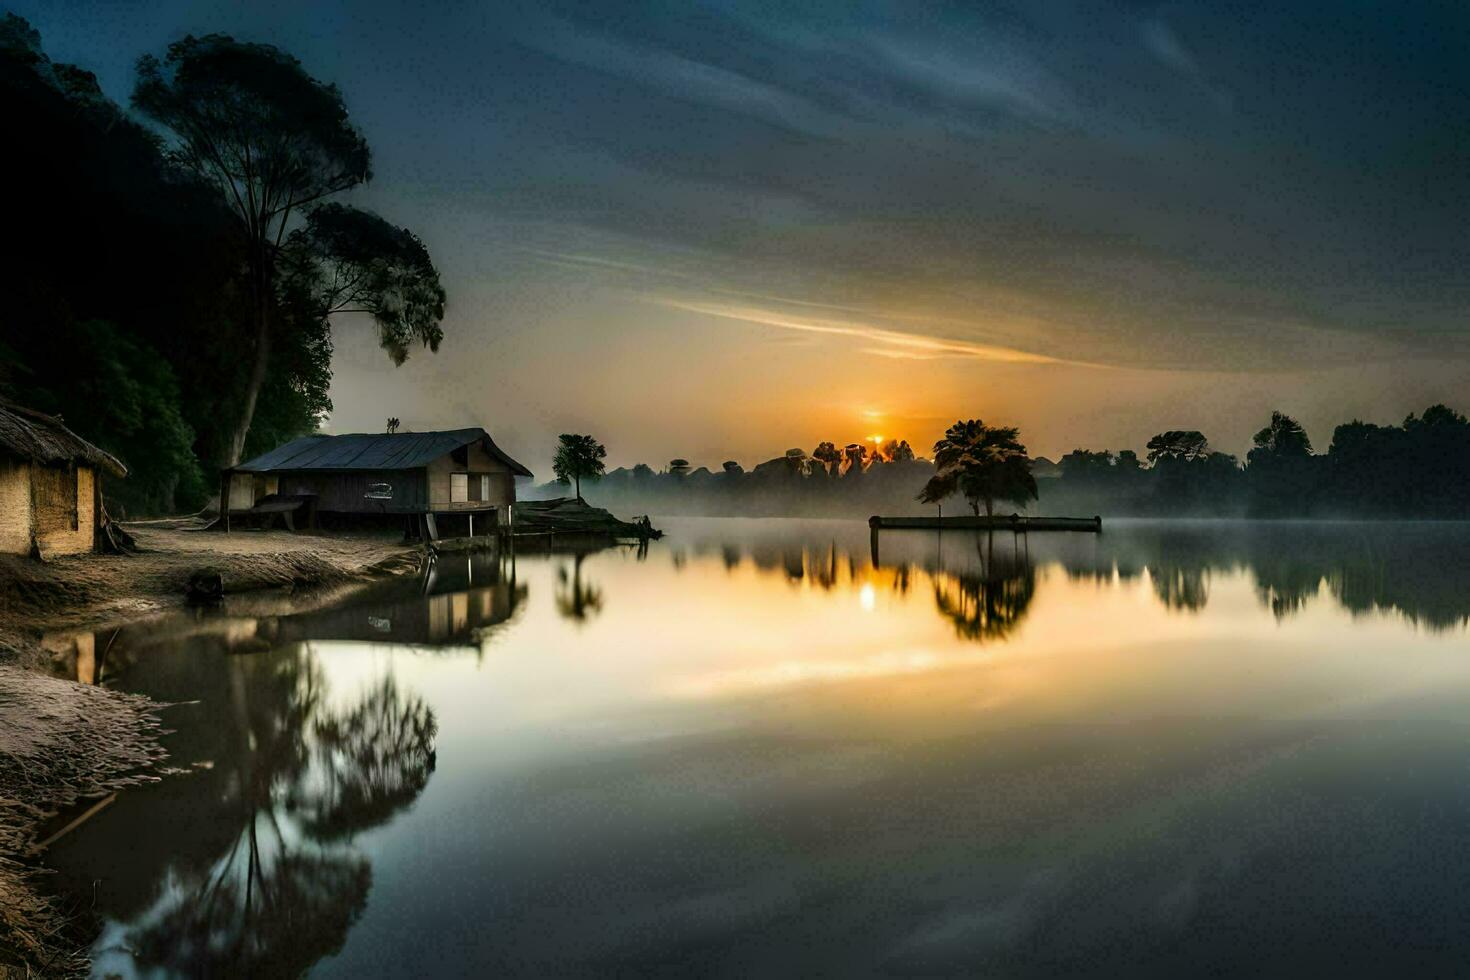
left=1248, top=411, right=1313, bottom=462
left=552, top=434, right=607, bottom=499
left=134, top=35, right=443, bottom=465
left=920, top=419, right=1038, bottom=517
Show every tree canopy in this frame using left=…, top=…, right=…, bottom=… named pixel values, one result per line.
left=133, top=33, right=441, bottom=465
left=919, top=419, right=1037, bottom=517
left=1146, top=430, right=1209, bottom=463
left=552, top=434, right=607, bottom=499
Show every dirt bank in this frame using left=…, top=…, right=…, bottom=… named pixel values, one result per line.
left=0, top=523, right=423, bottom=976
left=1, top=523, right=420, bottom=637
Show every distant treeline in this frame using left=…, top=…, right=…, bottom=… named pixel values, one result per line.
left=530, top=441, right=943, bottom=519
left=0, top=16, right=442, bottom=517
left=539, top=406, right=1470, bottom=520
left=1044, top=406, right=1470, bottom=518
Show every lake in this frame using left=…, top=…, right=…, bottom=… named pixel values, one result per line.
left=40, top=518, right=1470, bottom=977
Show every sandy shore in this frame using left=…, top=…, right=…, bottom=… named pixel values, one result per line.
left=0, top=523, right=422, bottom=976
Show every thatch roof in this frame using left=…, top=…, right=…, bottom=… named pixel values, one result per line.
left=235, top=428, right=533, bottom=478
left=0, top=399, right=126, bottom=477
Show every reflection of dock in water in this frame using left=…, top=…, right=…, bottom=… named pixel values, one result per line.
left=869, top=515, right=1101, bottom=532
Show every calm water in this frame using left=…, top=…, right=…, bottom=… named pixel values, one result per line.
left=41, top=519, right=1470, bottom=977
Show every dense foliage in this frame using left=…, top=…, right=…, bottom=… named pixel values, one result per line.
left=919, top=420, right=1037, bottom=517
left=0, top=16, right=440, bottom=515
left=1049, top=406, right=1470, bottom=518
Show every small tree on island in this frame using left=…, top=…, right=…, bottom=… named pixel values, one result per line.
left=917, top=419, right=1037, bottom=517
left=552, top=434, right=606, bottom=500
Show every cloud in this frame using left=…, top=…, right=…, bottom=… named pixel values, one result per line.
left=866, top=34, right=1076, bottom=130
left=533, top=24, right=852, bottom=139
left=1141, top=20, right=1200, bottom=77
left=652, top=296, right=1066, bottom=365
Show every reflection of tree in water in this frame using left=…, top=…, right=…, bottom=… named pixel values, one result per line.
left=1151, top=566, right=1210, bottom=613
left=297, top=675, right=438, bottom=840
left=132, top=847, right=371, bottom=977
left=932, top=534, right=1036, bottom=641
left=125, top=648, right=437, bottom=976
left=556, top=552, right=604, bottom=623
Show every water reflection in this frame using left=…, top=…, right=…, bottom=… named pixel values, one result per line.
left=667, top=520, right=1470, bottom=632
left=555, top=552, right=603, bottom=624
left=47, top=640, right=437, bottom=976
left=932, top=535, right=1036, bottom=641
left=37, top=521, right=1470, bottom=976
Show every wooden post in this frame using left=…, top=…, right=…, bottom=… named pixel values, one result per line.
left=220, top=470, right=231, bottom=533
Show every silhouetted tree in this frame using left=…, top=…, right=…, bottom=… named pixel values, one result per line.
left=921, top=419, right=1037, bottom=517
left=134, top=35, right=442, bottom=465
left=811, top=441, right=842, bottom=476
left=552, top=433, right=607, bottom=499
left=1249, top=411, right=1313, bottom=460
left=1146, top=430, right=1209, bottom=463
left=1246, top=411, right=1318, bottom=516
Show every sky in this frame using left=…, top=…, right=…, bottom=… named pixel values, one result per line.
left=14, top=0, right=1470, bottom=473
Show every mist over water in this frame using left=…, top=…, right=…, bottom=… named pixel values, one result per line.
left=40, top=519, right=1470, bottom=977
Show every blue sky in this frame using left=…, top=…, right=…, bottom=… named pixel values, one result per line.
left=12, top=0, right=1470, bottom=468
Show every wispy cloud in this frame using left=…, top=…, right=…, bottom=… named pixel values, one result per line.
left=652, top=296, right=1064, bottom=365
left=1141, top=20, right=1200, bottom=76
left=1141, top=18, right=1234, bottom=112
left=535, top=25, right=851, bottom=139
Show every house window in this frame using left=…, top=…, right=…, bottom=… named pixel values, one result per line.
left=450, top=472, right=468, bottom=502
left=480, top=475, right=491, bottom=502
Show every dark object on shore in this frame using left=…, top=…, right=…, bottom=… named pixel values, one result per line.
left=869, top=514, right=1102, bottom=533
left=185, top=568, right=224, bottom=604
left=513, top=498, right=662, bottom=540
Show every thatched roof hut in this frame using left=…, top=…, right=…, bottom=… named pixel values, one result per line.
left=0, top=399, right=125, bottom=557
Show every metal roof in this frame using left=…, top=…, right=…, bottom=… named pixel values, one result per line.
left=233, top=428, right=532, bottom=477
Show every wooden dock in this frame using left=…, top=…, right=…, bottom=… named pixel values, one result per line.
left=868, top=514, right=1102, bottom=533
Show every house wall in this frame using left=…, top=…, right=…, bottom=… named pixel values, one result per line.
left=276, top=469, right=428, bottom=514
left=427, top=443, right=516, bottom=511
left=228, top=473, right=255, bottom=511
left=0, top=460, right=31, bottom=555
left=33, top=465, right=94, bottom=556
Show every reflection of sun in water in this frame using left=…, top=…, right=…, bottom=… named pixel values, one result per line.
left=860, top=583, right=877, bottom=611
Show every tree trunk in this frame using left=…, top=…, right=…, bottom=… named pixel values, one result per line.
left=575, top=473, right=581, bottom=500
left=226, top=262, right=273, bottom=467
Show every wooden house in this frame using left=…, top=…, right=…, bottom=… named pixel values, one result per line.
left=0, top=399, right=127, bottom=557
left=223, top=428, right=532, bottom=537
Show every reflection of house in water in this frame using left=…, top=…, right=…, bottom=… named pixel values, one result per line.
left=269, top=554, right=526, bottom=649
